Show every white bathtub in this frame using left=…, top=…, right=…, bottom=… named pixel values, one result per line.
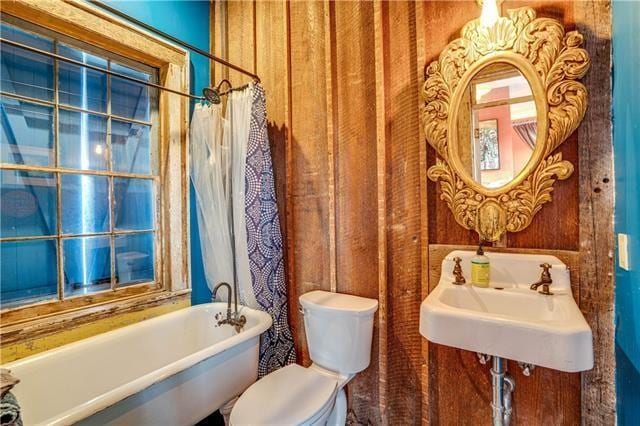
left=2, top=302, right=272, bottom=426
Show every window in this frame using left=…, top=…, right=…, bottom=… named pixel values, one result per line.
left=1, top=17, right=161, bottom=310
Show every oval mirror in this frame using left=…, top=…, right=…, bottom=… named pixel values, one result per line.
left=455, top=62, right=538, bottom=190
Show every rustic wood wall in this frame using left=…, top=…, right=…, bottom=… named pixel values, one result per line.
left=211, top=1, right=614, bottom=424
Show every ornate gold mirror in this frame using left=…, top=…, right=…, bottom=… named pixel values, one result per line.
left=421, top=6, right=590, bottom=241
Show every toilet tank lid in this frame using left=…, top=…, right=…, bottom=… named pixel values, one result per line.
left=300, top=291, right=378, bottom=316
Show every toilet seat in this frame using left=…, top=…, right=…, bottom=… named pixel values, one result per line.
left=230, top=364, right=338, bottom=425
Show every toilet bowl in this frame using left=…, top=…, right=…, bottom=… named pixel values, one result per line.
left=230, top=290, right=378, bottom=426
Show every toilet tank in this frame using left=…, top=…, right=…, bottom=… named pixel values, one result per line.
left=299, top=291, right=378, bottom=374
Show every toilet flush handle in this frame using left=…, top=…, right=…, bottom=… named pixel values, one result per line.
left=298, top=304, right=305, bottom=316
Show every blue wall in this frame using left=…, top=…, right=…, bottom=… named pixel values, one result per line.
left=613, top=1, right=640, bottom=425
left=103, top=0, right=210, bottom=305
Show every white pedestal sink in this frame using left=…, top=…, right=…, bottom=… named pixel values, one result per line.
left=419, top=250, right=593, bottom=372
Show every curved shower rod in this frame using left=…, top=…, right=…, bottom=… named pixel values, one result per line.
left=88, top=0, right=261, bottom=84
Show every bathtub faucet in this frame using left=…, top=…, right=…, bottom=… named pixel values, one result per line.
left=212, top=282, right=247, bottom=332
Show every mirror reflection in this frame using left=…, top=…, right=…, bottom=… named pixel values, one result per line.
left=456, top=63, right=537, bottom=189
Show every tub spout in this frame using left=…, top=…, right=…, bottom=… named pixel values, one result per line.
left=212, top=282, right=246, bottom=332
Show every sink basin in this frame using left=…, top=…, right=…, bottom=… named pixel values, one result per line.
left=419, top=251, right=593, bottom=372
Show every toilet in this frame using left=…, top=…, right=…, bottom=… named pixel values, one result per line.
left=230, top=290, right=378, bottom=426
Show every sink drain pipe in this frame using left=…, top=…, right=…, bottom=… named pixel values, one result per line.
left=491, top=356, right=515, bottom=426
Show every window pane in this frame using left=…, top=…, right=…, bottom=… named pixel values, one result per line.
left=115, top=232, right=154, bottom=286
left=57, top=44, right=108, bottom=113
left=111, top=120, right=153, bottom=174
left=0, top=170, right=56, bottom=238
left=63, top=236, right=111, bottom=297
left=0, top=22, right=54, bottom=51
left=59, top=109, right=108, bottom=171
left=0, top=23, right=54, bottom=101
left=0, top=96, right=54, bottom=166
left=113, top=178, right=154, bottom=230
left=1, top=239, right=57, bottom=308
left=61, top=174, right=110, bottom=234
left=475, top=74, right=533, bottom=105
left=110, top=62, right=153, bottom=121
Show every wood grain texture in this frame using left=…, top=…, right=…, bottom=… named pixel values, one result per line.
left=210, top=0, right=227, bottom=84
left=574, top=1, right=616, bottom=424
left=414, top=2, right=431, bottom=423
left=217, top=1, right=614, bottom=424
left=332, top=2, right=380, bottom=423
left=421, top=1, right=613, bottom=425
left=0, top=290, right=190, bottom=345
left=377, top=1, right=424, bottom=424
left=0, top=293, right=190, bottom=363
left=226, top=0, right=255, bottom=84
left=255, top=0, right=287, bottom=234
left=255, top=0, right=295, bottom=372
left=503, top=0, right=579, bottom=251
left=324, top=0, right=338, bottom=295
left=288, top=0, right=334, bottom=366
left=372, top=2, right=389, bottom=422
left=424, top=1, right=483, bottom=248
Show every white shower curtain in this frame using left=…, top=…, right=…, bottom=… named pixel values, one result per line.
left=190, top=88, right=258, bottom=307
left=228, top=86, right=259, bottom=308
left=189, top=103, right=234, bottom=296
left=191, top=83, right=296, bottom=376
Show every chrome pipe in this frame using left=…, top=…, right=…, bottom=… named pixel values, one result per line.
left=490, top=356, right=514, bottom=426
left=491, top=357, right=506, bottom=426
left=503, top=375, right=515, bottom=426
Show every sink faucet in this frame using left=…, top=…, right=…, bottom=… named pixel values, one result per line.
left=452, top=256, right=466, bottom=285
left=530, top=263, right=553, bottom=295
left=212, top=282, right=247, bottom=332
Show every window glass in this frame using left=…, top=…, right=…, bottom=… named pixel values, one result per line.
left=0, top=96, right=54, bottom=166
left=0, top=18, right=159, bottom=310
left=111, top=120, right=153, bottom=174
left=115, top=232, right=154, bottom=286
left=0, top=170, right=57, bottom=238
left=110, top=62, right=153, bottom=121
left=57, top=44, right=108, bottom=113
left=63, top=236, right=111, bottom=297
left=113, top=178, right=154, bottom=231
left=0, top=239, right=58, bottom=308
left=59, top=109, right=108, bottom=171
left=61, top=174, right=110, bottom=235
left=0, top=23, right=54, bottom=101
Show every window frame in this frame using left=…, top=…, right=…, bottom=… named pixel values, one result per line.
left=1, top=15, right=162, bottom=308
left=0, top=0, right=190, bottom=339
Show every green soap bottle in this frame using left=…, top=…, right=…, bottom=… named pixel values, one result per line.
left=471, top=242, right=490, bottom=288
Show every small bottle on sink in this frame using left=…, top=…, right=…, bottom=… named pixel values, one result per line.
left=471, top=241, right=490, bottom=288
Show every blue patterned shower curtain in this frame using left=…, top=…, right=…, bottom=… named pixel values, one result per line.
left=244, top=84, right=296, bottom=376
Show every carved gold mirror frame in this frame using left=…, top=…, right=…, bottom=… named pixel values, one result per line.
left=421, top=7, right=590, bottom=241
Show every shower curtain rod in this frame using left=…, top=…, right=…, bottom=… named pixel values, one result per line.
left=88, top=0, right=261, bottom=83
left=0, top=37, right=241, bottom=102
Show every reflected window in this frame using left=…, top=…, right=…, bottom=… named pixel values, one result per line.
left=467, top=63, right=537, bottom=189
left=0, top=18, right=159, bottom=309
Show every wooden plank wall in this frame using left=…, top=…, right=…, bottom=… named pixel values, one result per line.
left=420, top=1, right=614, bottom=424
left=211, top=1, right=614, bottom=424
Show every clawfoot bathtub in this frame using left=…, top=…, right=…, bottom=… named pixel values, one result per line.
left=2, top=302, right=271, bottom=425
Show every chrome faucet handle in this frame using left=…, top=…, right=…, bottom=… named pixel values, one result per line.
left=452, top=256, right=466, bottom=285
